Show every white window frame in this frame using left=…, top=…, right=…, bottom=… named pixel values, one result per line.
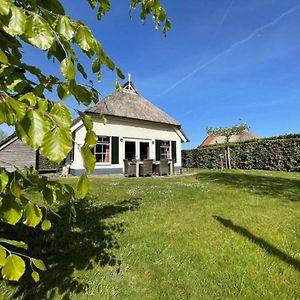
left=94, top=136, right=112, bottom=165
left=160, top=140, right=171, bottom=160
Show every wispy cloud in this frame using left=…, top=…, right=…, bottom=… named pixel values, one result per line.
left=154, top=4, right=300, bottom=100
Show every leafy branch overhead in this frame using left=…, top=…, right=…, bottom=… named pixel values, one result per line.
left=0, top=0, right=171, bottom=282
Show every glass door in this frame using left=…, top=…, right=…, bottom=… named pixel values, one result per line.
left=139, top=141, right=150, bottom=160
left=125, top=140, right=136, bottom=161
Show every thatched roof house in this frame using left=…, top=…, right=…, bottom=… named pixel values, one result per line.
left=69, top=80, right=189, bottom=175
left=199, top=130, right=258, bottom=147
left=86, top=83, right=180, bottom=126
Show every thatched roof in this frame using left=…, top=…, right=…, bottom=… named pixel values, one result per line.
left=200, top=130, right=258, bottom=147
left=86, top=82, right=180, bottom=126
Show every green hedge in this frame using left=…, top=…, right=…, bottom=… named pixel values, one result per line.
left=38, top=154, right=61, bottom=170
left=182, top=136, right=300, bottom=172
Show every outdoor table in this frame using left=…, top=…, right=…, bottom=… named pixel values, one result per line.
left=131, top=160, right=174, bottom=177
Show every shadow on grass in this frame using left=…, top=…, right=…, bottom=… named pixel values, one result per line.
left=214, top=216, right=300, bottom=272
left=2, top=197, right=141, bottom=299
left=196, top=171, right=300, bottom=202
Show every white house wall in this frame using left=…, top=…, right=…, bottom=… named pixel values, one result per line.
left=70, top=116, right=183, bottom=175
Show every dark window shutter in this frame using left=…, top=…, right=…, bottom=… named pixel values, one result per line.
left=112, top=136, right=119, bottom=164
left=171, top=141, right=177, bottom=163
left=155, top=140, right=162, bottom=161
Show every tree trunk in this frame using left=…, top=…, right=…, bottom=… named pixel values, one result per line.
left=227, top=146, right=231, bottom=169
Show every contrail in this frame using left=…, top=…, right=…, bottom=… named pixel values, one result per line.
left=155, top=4, right=300, bottom=100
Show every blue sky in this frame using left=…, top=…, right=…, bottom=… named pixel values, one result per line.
left=2, top=0, right=300, bottom=148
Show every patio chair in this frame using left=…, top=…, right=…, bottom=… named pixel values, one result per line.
left=159, top=159, right=170, bottom=176
left=123, top=159, right=136, bottom=177
left=139, top=159, right=153, bottom=177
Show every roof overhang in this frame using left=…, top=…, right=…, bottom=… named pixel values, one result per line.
left=71, top=114, right=189, bottom=143
left=0, top=133, right=18, bottom=151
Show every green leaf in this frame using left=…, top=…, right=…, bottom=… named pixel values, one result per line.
left=87, top=0, right=97, bottom=8
left=25, top=15, right=54, bottom=50
left=77, top=174, right=89, bottom=199
left=10, top=178, right=22, bottom=198
left=114, top=80, right=122, bottom=92
left=32, top=84, right=45, bottom=97
left=75, top=25, right=94, bottom=52
left=0, top=101, right=16, bottom=125
left=85, top=131, right=97, bottom=148
left=72, top=84, right=91, bottom=106
left=16, top=110, right=50, bottom=150
left=90, top=88, right=99, bottom=104
left=0, top=246, right=6, bottom=267
left=77, top=63, right=87, bottom=79
left=31, top=258, right=47, bottom=271
left=57, top=83, right=71, bottom=100
left=36, top=97, right=48, bottom=112
left=81, top=145, right=96, bottom=173
left=0, top=196, right=23, bottom=225
left=31, top=271, right=40, bottom=282
left=23, top=202, right=43, bottom=228
left=0, top=238, right=28, bottom=250
left=0, top=0, right=10, bottom=15
left=41, top=126, right=72, bottom=163
left=41, top=219, right=52, bottom=231
left=78, top=111, right=93, bottom=131
left=3, top=6, right=26, bottom=36
left=56, top=16, right=74, bottom=41
left=0, top=49, right=8, bottom=64
left=50, top=102, right=72, bottom=129
left=116, top=67, right=125, bottom=79
left=7, top=96, right=27, bottom=120
left=92, top=58, right=100, bottom=73
left=100, top=50, right=115, bottom=70
left=0, top=168, right=9, bottom=192
left=1, top=254, right=25, bottom=281
left=60, top=58, right=76, bottom=80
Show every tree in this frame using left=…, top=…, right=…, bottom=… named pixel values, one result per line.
left=206, top=123, right=249, bottom=169
left=0, top=0, right=171, bottom=282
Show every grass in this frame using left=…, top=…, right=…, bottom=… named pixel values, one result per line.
left=1, top=169, right=300, bottom=299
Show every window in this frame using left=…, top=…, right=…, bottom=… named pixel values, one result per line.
left=93, top=136, right=110, bottom=163
left=160, top=141, right=170, bottom=159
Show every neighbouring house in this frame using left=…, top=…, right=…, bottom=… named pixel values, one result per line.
left=68, top=80, right=189, bottom=175
left=0, top=132, right=38, bottom=171
left=199, top=130, right=258, bottom=147
left=0, top=133, right=60, bottom=172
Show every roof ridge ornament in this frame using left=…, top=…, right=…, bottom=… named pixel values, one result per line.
left=123, top=73, right=138, bottom=94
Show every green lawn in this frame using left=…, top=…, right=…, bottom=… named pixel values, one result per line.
left=1, top=169, right=300, bottom=299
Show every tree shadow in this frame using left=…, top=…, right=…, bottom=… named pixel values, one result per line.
left=213, top=215, right=300, bottom=272
left=196, top=171, right=300, bottom=202
left=1, top=197, right=141, bottom=299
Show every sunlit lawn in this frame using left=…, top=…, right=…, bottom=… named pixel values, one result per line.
left=1, top=169, right=300, bottom=299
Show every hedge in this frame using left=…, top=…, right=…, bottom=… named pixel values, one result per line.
left=182, top=136, right=300, bottom=172
left=38, top=154, right=61, bottom=171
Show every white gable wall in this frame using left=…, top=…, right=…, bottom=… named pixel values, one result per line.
left=70, top=116, right=183, bottom=174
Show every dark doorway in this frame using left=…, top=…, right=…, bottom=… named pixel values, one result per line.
left=125, top=141, right=136, bottom=161
left=140, top=142, right=149, bottom=160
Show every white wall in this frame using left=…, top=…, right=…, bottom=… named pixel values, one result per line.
left=71, top=116, right=184, bottom=172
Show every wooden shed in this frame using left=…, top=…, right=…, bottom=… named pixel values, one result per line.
left=0, top=133, right=37, bottom=171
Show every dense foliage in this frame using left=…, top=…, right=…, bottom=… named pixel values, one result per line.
left=0, top=0, right=170, bottom=282
left=206, top=123, right=249, bottom=142
left=183, top=135, right=300, bottom=172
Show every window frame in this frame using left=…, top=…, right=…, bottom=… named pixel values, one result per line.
left=160, top=140, right=171, bottom=160
left=93, top=136, right=112, bottom=165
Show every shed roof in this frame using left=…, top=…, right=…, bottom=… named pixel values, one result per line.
left=0, top=132, right=17, bottom=151
left=86, top=81, right=180, bottom=126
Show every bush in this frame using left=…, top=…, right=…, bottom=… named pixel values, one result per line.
left=182, top=135, right=300, bottom=172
